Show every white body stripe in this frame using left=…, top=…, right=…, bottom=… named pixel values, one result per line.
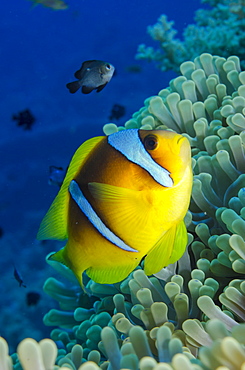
left=108, top=129, right=173, bottom=187
left=69, top=180, right=138, bottom=253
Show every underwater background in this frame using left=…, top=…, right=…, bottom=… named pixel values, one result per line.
left=2, top=0, right=245, bottom=369
left=1, top=0, right=198, bottom=350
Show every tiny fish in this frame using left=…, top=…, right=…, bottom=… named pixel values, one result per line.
left=26, top=291, right=41, bottom=306
left=109, top=104, right=126, bottom=121
left=14, top=266, right=26, bottom=288
left=66, top=60, right=115, bottom=94
left=37, top=129, right=192, bottom=288
left=125, top=64, right=142, bottom=73
left=12, top=109, right=35, bottom=130
left=28, top=0, right=68, bottom=10
left=49, top=166, right=66, bottom=187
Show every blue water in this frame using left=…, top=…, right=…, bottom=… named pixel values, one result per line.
left=0, top=0, right=201, bottom=351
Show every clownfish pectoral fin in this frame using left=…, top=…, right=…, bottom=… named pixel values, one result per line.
left=143, top=220, right=188, bottom=276
left=37, top=136, right=103, bottom=241
left=88, top=182, right=153, bottom=244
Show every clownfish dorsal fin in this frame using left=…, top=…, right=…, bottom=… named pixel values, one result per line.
left=37, top=136, right=104, bottom=241
left=143, top=220, right=188, bottom=276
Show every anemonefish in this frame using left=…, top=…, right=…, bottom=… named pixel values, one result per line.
left=37, top=129, right=192, bottom=287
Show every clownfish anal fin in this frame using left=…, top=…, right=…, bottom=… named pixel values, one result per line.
left=143, top=220, right=188, bottom=276
left=48, top=246, right=89, bottom=291
left=86, top=260, right=140, bottom=284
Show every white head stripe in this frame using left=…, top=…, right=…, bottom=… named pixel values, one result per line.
left=108, top=129, right=173, bottom=187
left=69, top=180, right=138, bottom=253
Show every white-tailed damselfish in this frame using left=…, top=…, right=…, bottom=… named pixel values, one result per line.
left=37, top=129, right=192, bottom=287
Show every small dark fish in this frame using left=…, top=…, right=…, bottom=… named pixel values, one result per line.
left=12, top=109, right=36, bottom=130
left=0, top=227, right=3, bottom=238
left=49, top=166, right=66, bottom=187
left=125, top=64, right=142, bottom=73
left=26, top=291, right=41, bottom=306
left=109, top=104, right=126, bottom=121
left=13, top=266, right=26, bottom=288
left=66, top=60, right=115, bottom=94
left=28, top=0, right=68, bottom=10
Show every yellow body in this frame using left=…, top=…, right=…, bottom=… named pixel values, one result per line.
left=38, top=130, right=192, bottom=286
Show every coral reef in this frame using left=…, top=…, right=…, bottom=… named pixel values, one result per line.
left=1, top=270, right=245, bottom=369
left=1, top=53, right=245, bottom=369
left=136, top=0, right=245, bottom=72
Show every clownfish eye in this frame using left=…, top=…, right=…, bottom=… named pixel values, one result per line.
left=143, top=134, right=158, bottom=150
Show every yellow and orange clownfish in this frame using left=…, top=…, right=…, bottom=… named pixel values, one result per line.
left=37, top=129, right=193, bottom=287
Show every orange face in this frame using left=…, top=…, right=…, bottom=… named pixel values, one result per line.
left=138, top=130, right=192, bottom=184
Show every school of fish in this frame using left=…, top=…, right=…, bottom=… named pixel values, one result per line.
left=37, top=129, right=193, bottom=287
